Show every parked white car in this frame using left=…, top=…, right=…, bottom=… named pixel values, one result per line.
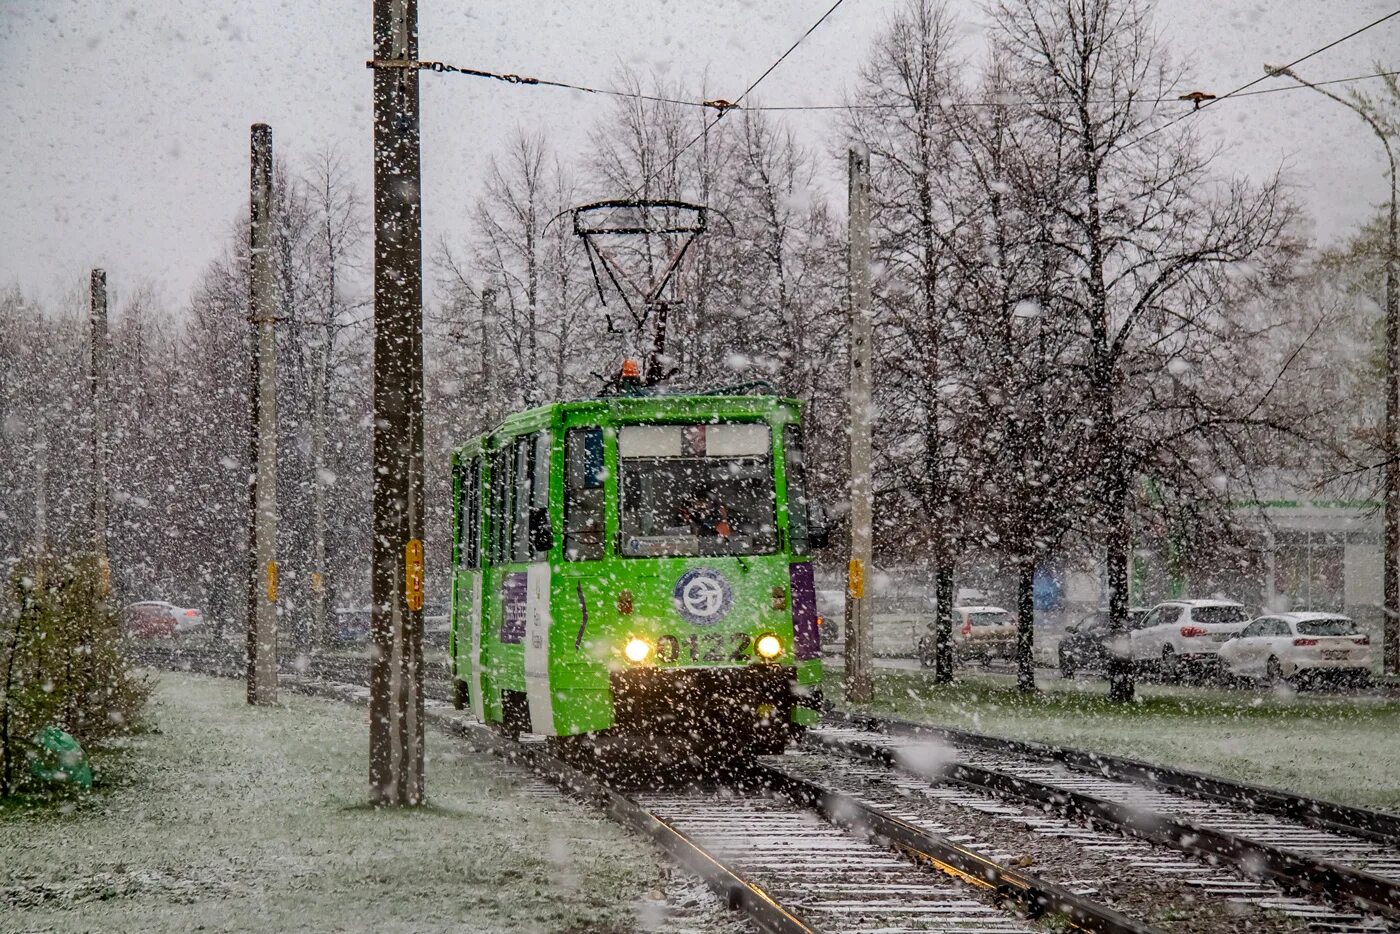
left=1217, top=612, right=1373, bottom=685
left=1128, top=599, right=1249, bottom=680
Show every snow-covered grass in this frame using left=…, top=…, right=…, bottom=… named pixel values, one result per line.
left=1, top=672, right=668, bottom=932
left=825, top=668, right=1400, bottom=813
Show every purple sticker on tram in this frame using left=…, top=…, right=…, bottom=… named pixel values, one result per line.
left=500, top=572, right=528, bottom=644
left=790, top=561, right=820, bottom=661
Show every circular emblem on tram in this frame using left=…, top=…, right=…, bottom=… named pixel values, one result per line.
left=673, top=568, right=733, bottom=625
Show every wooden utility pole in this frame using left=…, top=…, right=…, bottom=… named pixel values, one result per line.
left=247, top=123, right=279, bottom=706
left=369, top=0, right=425, bottom=806
left=89, top=269, right=110, bottom=592
left=845, top=146, right=875, bottom=704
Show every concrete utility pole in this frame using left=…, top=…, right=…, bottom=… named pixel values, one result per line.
left=845, top=146, right=875, bottom=704
left=481, top=287, right=496, bottom=426
left=369, top=0, right=426, bottom=806
left=310, top=333, right=329, bottom=647
left=33, top=432, right=48, bottom=558
left=1267, top=64, right=1400, bottom=673
left=89, top=269, right=110, bottom=593
left=247, top=123, right=279, bottom=706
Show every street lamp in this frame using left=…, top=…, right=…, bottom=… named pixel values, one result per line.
left=1265, top=64, right=1399, bottom=674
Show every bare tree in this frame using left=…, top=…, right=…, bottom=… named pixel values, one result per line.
left=991, top=0, right=1298, bottom=700
left=930, top=51, right=1091, bottom=692
left=466, top=131, right=601, bottom=408
left=297, top=147, right=368, bottom=644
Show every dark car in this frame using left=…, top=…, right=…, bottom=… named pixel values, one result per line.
left=1057, top=607, right=1147, bottom=676
left=334, top=606, right=372, bottom=644
left=123, top=601, right=205, bottom=639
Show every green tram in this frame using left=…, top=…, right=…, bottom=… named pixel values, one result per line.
left=448, top=390, right=824, bottom=756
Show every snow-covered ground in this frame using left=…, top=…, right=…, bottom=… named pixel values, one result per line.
left=827, top=668, right=1400, bottom=813
left=0, top=672, right=690, bottom=932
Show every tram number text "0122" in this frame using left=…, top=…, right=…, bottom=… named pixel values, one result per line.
left=655, top=633, right=753, bottom=663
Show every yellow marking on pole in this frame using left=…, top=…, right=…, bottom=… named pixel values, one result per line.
left=310, top=571, right=324, bottom=594
left=265, top=560, right=278, bottom=603
left=405, top=539, right=424, bottom=611
left=847, top=557, right=865, bottom=599
left=98, top=557, right=111, bottom=597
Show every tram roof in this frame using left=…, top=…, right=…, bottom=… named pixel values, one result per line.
left=452, top=391, right=802, bottom=458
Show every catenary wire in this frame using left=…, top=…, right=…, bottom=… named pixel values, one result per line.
left=408, top=6, right=1399, bottom=169
left=416, top=57, right=1398, bottom=113
left=1114, top=7, right=1400, bottom=154
left=618, top=0, right=851, bottom=201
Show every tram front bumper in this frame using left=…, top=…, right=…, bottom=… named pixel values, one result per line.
left=609, top=665, right=820, bottom=735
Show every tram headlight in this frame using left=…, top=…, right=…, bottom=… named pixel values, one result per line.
left=623, top=637, right=652, bottom=663
left=755, top=633, right=783, bottom=660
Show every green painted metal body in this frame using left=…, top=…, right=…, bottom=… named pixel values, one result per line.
left=448, top=394, right=823, bottom=740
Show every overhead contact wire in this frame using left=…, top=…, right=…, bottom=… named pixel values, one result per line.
left=1117, top=7, right=1400, bottom=153
left=411, top=58, right=1400, bottom=113
left=622, top=0, right=851, bottom=201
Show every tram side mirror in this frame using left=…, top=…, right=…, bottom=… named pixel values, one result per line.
left=528, top=506, right=554, bottom=553
left=808, top=502, right=832, bottom=550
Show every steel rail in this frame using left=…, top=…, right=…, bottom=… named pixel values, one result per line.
left=812, top=728, right=1400, bottom=920
left=754, top=762, right=1160, bottom=934
left=825, top=707, right=1400, bottom=845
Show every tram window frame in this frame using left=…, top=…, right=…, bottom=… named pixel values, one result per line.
left=511, top=435, right=534, bottom=563
left=616, top=421, right=778, bottom=558
left=530, top=432, right=552, bottom=561
left=564, top=427, right=606, bottom=561
left=451, top=460, right=466, bottom=567
left=489, top=445, right=512, bottom=565
left=783, top=424, right=810, bottom=555
left=463, top=456, right=482, bottom=569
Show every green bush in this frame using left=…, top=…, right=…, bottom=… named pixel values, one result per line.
left=0, top=553, right=151, bottom=795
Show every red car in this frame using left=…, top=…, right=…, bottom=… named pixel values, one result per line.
left=123, top=601, right=205, bottom=638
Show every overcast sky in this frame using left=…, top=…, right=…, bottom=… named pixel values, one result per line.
left=2, top=1, right=1396, bottom=312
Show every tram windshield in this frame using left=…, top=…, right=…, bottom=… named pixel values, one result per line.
left=618, top=423, right=777, bottom=557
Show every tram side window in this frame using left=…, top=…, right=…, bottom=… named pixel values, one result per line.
left=452, top=460, right=466, bottom=567
left=463, top=457, right=482, bottom=569
left=784, top=424, right=810, bottom=555
left=489, top=446, right=512, bottom=564
left=531, top=433, right=552, bottom=561
left=511, top=435, right=534, bottom=563
left=564, top=427, right=605, bottom=561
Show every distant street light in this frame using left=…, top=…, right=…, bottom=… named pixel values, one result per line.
left=1265, top=64, right=1399, bottom=674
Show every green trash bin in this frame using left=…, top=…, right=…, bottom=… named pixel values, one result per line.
left=29, top=726, right=94, bottom=790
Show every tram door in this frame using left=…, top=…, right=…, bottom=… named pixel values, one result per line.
left=454, top=455, right=487, bottom=721
left=555, top=426, right=613, bottom=733
left=515, top=432, right=556, bottom=733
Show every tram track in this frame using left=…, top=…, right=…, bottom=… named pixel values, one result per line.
left=129, top=644, right=1164, bottom=933
left=824, top=709, right=1400, bottom=845
left=774, top=745, right=1386, bottom=933
left=128, top=644, right=1396, bottom=931
left=282, top=669, right=1107, bottom=933
left=811, top=716, right=1400, bottom=926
